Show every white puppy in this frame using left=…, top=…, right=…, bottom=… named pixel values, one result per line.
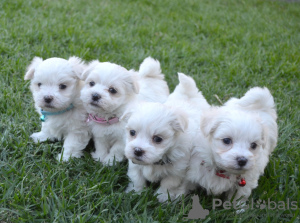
left=79, top=57, right=169, bottom=165
left=125, top=73, right=210, bottom=202
left=25, top=57, right=91, bottom=161
left=187, top=87, right=278, bottom=206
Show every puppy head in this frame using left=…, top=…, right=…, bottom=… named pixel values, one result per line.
left=124, top=102, right=188, bottom=165
left=201, top=108, right=266, bottom=174
left=80, top=61, right=139, bottom=116
left=25, top=56, right=85, bottom=111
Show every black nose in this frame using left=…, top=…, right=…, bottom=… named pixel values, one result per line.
left=92, top=93, right=101, bottom=101
left=44, top=96, right=53, bottom=103
left=237, top=157, right=248, bottom=167
left=134, top=147, right=144, bottom=157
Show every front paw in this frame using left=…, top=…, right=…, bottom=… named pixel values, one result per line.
left=125, top=182, right=135, bottom=193
left=157, top=193, right=169, bottom=203
left=30, top=132, right=48, bottom=143
left=57, top=152, right=82, bottom=162
left=91, top=151, right=106, bottom=162
left=102, top=154, right=124, bottom=166
left=125, top=182, right=143, bottom=194
left=236, top=208, right=245, bottom=214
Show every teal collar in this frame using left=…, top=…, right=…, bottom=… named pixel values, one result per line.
left=40, top=104, right=74, bottom=122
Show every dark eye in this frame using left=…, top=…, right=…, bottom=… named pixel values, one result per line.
left=108, top=87, right=117, bottom=94
left=222, top=138, right=232, bottom=145
left=89, top=81, right=95, bottom=87
left=38, top=83, right=42, bottom=87
left=250, top=143, right=257, bottom=150
left=153, top=135, right=163, bottom=143
left=130, top=130, right=136, bottom=136
left=59, top=84, right=67, bottom=90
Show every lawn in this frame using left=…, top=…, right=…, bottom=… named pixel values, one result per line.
left=0, top=0, right=299, bottom=222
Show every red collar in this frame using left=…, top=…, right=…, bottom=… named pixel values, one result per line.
left=215, top=170, right=230, bottom=179
left=201, top=161, right=246, bottom=187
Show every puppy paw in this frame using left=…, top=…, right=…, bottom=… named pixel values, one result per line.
left=91, top=151, right=106, bottom=162
left=236, top=208, right=245, bottom=214
left=102, top=154, right=124, bottom=166
left=57, top=153, right=70, bottom=162
left=157, top=193, right=168, bottom=203
left=125, top=183, right=143, bottom=194
left=57, top=152, right=82, bottom=162
left=30, top=132, right=48, bottom=143
left=125, top=183, right=135, bottom=193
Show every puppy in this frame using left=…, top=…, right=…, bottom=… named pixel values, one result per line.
left=25, top=57, right=91, bottom=161
left=124, top=73, right=210, bottom=202
left=79, top=57, right=169, bottom=165
left=187, top=87, right=278, bottom=206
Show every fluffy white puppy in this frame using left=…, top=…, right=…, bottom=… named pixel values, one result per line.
left=79, top=57, right=169, bottom=165
left=25, top=57, right=91, bottom=161
left=125, top=73, right=210, bottom=202
left=187, top=87, right=278, bottom=206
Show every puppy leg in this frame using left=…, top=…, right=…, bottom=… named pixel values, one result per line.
left=57, top=131, right=90, bottom=161
left=126, top=161, right=146, bottom=193
left=91, top=136, right=109, bottom=162
left=102, top=140, right=125, bottom=166
left=228, top=187, right=252, bottom=213
left=156, top=176, right=185, bottom=202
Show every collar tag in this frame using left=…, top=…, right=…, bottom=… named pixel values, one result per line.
left=40, top=114, right=46, bottom=122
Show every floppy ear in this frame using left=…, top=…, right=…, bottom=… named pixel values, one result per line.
left=120, top=109, right=134, bottom=122
left=260, top=119, right=277, bottom=154
left=201, top=108, right=221, bottom=137
left=81, top=60, right=99, bottom=80
left=24, top=57, right=43, bottom=80
left=170, top=109, right=189, bottom=132
left=68, top=56, right=86, bottom=79
left=124, top=71, right=140, bottom=94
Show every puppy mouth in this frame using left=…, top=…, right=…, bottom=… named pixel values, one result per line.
left=43, top=104, right=55, bottom=109
left=131, top=157, right=150, bottom=165
left=216, top=162, right=248, bottom=174
left=223, top=167, right=247, bottom=174
left=90, top=102, right=100, bottom=107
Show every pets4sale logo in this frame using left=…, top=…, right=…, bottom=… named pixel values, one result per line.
left=183, top=195, right=299, bottom=220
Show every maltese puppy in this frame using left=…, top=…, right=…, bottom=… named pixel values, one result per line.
left=124, top=73, right=210, bottom=202
left=25, top=57, right=91, bottom=161
left=79, top=57, right=169, bottom=165
left=187, top=87, right=278, bottom=206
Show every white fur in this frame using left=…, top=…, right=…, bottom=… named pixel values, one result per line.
left=125, top=73, right=210, bottom=202
left=25, top=57, right=91, bottom=161
left=187, top=87, right=278, bottom=206
left=79, top=57, right=169, bottom=165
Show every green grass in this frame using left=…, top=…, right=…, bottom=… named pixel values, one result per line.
left=0, top=0, right=299, bottom=222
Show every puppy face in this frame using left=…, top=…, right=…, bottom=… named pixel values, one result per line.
left=25, top=57, right=84, bottom=112
left=124, top=103, right=187, bottom=165
left=202, top=110, right=265, bottom=174
left=80, top=61, right=139, bottom=116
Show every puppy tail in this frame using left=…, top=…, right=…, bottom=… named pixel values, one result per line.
left=138, top=57, right=164, bottom=80
left=168, top=73, right=210, bottom=108
left=227, top=87, right=276, bottom=114
left=176, top=73, right=199, bottom=98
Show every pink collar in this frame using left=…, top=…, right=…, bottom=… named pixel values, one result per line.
left=87, top=114, right=119, bottom=125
